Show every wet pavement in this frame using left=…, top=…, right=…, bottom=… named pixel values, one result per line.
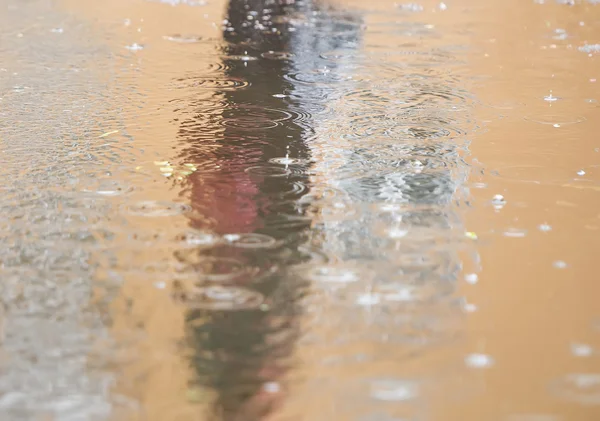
left=0, top=0, right=599, bottom=420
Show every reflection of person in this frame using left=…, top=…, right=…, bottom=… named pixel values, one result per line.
left=172, top=1, right=361, bottom=420
left=178, top=0, right=309, bottom=236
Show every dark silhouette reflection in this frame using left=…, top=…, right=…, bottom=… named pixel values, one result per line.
left=170, top=1, right=362, bottom=421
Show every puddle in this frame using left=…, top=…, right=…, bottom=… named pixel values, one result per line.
left=1, top=0, right=599, bottom=419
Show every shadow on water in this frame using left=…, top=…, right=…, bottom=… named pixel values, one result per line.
left=169, top=1, right=363, bottom=420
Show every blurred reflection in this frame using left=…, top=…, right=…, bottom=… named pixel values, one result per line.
left=171, top=1, right=363, bottom=420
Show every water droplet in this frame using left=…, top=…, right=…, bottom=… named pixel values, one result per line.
left=552, top=29, right=568, bottom=40
left=492, top=194, right=506, bottom=209
left=539, top=223, right=552, bottom=232
left=356, top=293, right=381, bottom=306
left=550, top=373, right=600, bottom=404
left=571, top=343, right=594, bottom=357
left=553, top=260, right=568, bottom=269
left=503, top=228, right=527, bottom=238
left=223, top=233, right=277, bottom=249
left=175, top=230, right=219, bottom=247
left=261, top=51, right=293, bottom=60
left=183, top=286, right=264, bottom=310
left=269, top=157, right=309, bottom=165
left=577, top=170, right=586, bottom=176
left=386, top=227, right=409, bottom=239
left=302, top=265, right=359, bottom=283
left=245, top=166, right=291, bottom=177
left=465, top=273, right=479, bottom=284
left=125, top=43, right=144, bottom=51
left=370, top=379, right=419, bottom=401
left=463, top=302, right=478, bottom=313
left=579, top=44, right=600, bottom=54
left=226, top=55, right=258, bottom=62
left=263, top=382, right=281, bottom=393
left=163, top=34, right=204, bottom=43
left=219, top=105, right=293, bottom=130
left=82, top=179, right=133, bottom=196
left=465, top=231, right=478, bottom=240
left=544, top=93, right=559, bottom=102
left=465, top=353, right=495, bottom=368
left=173, top=76, right=249, bottom=91
left=396, top=3, right=424, bottom=12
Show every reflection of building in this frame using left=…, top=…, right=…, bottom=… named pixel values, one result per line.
left=281, top=14, right=475, bottom=421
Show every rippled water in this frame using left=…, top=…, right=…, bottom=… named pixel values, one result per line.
left=0, top=0, right=599, bottom=420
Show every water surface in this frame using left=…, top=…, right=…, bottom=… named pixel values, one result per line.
left=1, top=0, right=599, bottom=420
